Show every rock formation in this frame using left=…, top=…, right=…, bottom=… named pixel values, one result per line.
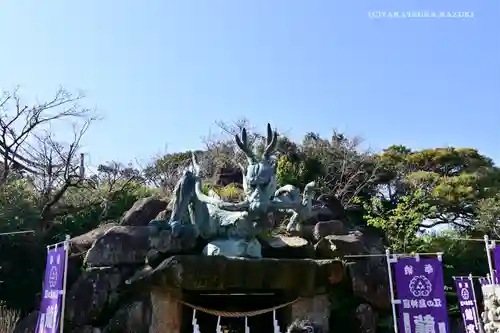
left=14, top=190, right=389, bottom=333
left=14, top=124, right=390, bottom=333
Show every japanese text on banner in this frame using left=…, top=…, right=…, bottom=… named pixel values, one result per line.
left=454, top=277, right=480, bottom=333
left=35, top=245, right=67, bottom=333
left=394, top=257, right=450, bottom=333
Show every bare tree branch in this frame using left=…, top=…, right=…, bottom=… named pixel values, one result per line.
left=305, top=132, right=379, bottom=205
left=34, top=119, right=93, bottom=224
left=200, top=118, right=267, bottom=185
left=0, top=86, right=99, bottom=231
left=0, top=87, right=91, bottom=183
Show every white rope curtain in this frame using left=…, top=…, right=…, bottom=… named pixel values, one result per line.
left=190, top=306, right=285, bottom=333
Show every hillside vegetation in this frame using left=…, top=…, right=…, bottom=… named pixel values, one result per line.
left=0, top=88, right=498, bottom=316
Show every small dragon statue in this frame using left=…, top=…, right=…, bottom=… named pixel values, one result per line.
left=150, top=123, right=316, bottom=258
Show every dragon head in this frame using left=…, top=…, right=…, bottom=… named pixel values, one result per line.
left=235, top=123, right=278, bottom=215
left=192, top=123, right=305, bottom=215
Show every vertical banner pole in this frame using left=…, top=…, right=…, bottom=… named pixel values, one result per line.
left=192, top=309, right=200, bottom=333
left=469, top=274, right=484, bottom=333
left=484, top=235, right=495, bottom=284
left=385, top=249, right=399, bottom=333
left=59, top=235, right=70, bottom=333
left=216, top=316, right=222, bottom=333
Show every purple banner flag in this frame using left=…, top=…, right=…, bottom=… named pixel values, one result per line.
left=454, top=277, right=480, bottom=333
left=394, top=257, right=450, bottom=333
left=35, top=245, right=67, bottom=333
left=493, top=245, right=500, bottom=283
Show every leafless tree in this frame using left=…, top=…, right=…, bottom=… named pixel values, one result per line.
left=0, top=87, right=90, bottom=182
left=142, top=150, right=189, bottom=192
left=201, top=118, right=268, bottom=182
left=302, top=131, right=379, bottom=206
left=0, top=87, right=97, bottom=228
left=32, top=122, right=91, bottom=223
left=90, top=161, right=145, bottom=220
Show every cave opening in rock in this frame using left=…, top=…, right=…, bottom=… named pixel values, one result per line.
left=181, top=291, right=291, bottom=333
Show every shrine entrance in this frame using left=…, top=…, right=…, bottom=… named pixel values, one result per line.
left=146, top=255, right=342, bottom=332
left=180, top=291, right=293, bottom=333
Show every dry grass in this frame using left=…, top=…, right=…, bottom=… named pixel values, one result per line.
left=217, top=183, right=244, bottom=202
left=0, top=305, right=20, bottom=333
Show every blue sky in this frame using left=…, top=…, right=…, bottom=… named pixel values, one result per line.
left=0, top=0, right=498, bottom=168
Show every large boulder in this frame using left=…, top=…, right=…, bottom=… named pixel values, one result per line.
left=71, top=222, right=119, bottom=254
left=84, top=226, right=151, bottom=267
left=148, top=228, right=198, bottom=254
left=259, top=235, right=314, bottom=258
left=146, top=226, right=200, bottom=268
left=65, top=267, right=132, bottom=327
left=120, top=197, right=168, bottom=226
left=313, top=220, right=346, bottom=240
left=314, top=227, right=390, bottom=310
left=102, top=295, right=151, bottom=333
left=84, top=224, right=199, bottom=268
left=315, top=232, right=365, bottom=258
